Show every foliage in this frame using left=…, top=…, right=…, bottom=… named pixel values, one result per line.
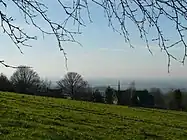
left=92, top=89, right=105, bottom=103
left=0, top=73, right=13, bottom=92
left=105, top=86, right=114, bottom=104
left=0, top=68, right=186, bottom=111
left=174, top=89, right=183, bottom=110
left=75, top=86, right=93, bottom=101
left=150, top=88, right=166, bottom=109
left=181, top=93, right=187, bottom=111
left=1, top=92, right=187, bottom=140
left=166, top=89, right=184, bottom=110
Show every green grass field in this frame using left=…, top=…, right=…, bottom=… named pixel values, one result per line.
left=1, top=92, right=187, bottom=140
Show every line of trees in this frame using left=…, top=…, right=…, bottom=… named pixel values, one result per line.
left=0, top=67, right=50, bottom=94
left=0, top=67, right=187, bottom=112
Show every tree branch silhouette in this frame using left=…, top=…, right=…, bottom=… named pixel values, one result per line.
left=0, top=60, right=31, bottom=69
left=0, top=0, right=187, bottom=71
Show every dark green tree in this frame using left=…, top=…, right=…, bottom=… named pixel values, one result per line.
left=92, top=89, right=104, bottom=103
left=75, top=86, right=93, bottom=101
left=0, top=73, right=13, bottom=92
left=174, top=89, right=182, bottom=110
left=150, top=88, right=166, bottom=109
left=105, top=86, right=114, bottom=104
left=165, top=89, right=183, bottom=110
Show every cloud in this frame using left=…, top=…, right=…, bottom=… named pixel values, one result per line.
left=98, top=47, right=127, bottom=52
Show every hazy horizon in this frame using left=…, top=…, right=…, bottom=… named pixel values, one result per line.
left=47, top=76, right=187, bottom=93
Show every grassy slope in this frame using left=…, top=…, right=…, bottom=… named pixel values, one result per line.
left=1, top=92, right=187, bottom=140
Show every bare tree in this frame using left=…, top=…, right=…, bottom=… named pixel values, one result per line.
left=1, top=0, right=187, bottom=70
left=57, top=72, right=88, bottom=99
left=10, top=66, right=40, bottom=94
left=38, top=78, right=52, bottom=92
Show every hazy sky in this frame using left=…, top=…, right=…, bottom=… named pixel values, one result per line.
left=0, top=0, right=187, bottom=81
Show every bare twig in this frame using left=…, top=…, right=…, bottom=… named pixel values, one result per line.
left=0, top=0, right=187, bottom=72
left=0, top=60, right=31, bottom=69
left=91, top=0, right=187, bottom=72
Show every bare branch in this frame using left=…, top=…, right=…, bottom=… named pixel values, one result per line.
left=90, top=0, right=187, bottom=72
left=0, top=60, right=31, bottom=69
left=1, top=0, right=187, bottom=72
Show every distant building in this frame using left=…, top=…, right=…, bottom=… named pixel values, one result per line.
left=116, top=89, right=132, bottom=105
left=133, top=90, right=155, bottom=107
left=116, top=81, right=132, bottom=105
left=116, top=81, right=154, bottom=107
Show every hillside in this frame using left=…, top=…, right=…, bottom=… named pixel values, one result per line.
left=1, top=92, right=187, bottom=140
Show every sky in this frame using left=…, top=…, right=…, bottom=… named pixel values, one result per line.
left=0, top=0, right=187, bottom=82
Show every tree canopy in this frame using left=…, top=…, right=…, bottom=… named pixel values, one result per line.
left=0, top=73, right=13, bottom=91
